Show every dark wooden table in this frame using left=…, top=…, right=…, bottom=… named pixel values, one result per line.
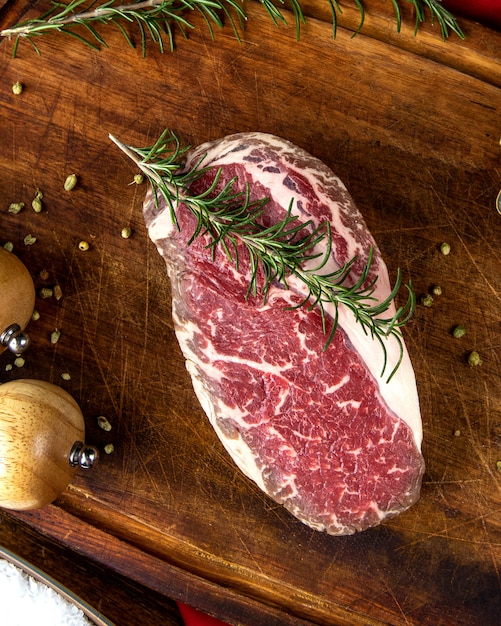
left=0, top=1, right=500, bottom=624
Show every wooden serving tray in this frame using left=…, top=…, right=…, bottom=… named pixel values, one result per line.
left=0, top=1, right=500, bottom=624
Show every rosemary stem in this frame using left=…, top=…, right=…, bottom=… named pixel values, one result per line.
left=1, top=0, right=165, bottom=37
left=111, top=132, right=200, bottom=220
left=109, top=132, right=175, bottom=193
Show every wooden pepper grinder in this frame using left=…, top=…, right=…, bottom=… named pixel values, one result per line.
left=0, top=249, right=97, bottom=510
left=0, top=380, right=98, bottom=510
left=0, top=247, right=35, bottom=354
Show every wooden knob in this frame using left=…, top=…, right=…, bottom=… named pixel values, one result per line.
left=0, top=248, right=35, bottom=354
left=0, top=379, right=97, bottom=510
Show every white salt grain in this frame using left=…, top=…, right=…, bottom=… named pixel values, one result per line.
left=0, top=558, right=93, bottom=625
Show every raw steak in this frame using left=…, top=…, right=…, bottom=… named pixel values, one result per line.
left=144, top=132, right=424, bottom=535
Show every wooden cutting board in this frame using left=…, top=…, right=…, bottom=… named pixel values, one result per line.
left=0, top=1, right=500, bottom=624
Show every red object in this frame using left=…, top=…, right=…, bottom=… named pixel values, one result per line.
left=442, top=0, right=501, bottom=30
left=177, top=602, right=231, bottom=626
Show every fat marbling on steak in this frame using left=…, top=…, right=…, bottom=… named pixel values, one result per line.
left=144, top=132, right=424, bottom=535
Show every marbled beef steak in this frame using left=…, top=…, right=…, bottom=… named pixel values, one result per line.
left=144, top=132, right=424, bottom=535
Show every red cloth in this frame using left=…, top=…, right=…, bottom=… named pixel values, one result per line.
left=177, top=602, right=231, bottom=626
left=442, top=0, right=501, bottom=30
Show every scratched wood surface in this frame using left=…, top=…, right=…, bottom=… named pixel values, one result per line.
left=0, top=1, right=500, bottom=624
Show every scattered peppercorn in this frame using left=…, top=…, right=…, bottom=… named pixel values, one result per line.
left=121, top=227, right=133, bottom=239
left=421, top=294, right=433, bottom=307
left=53, top=284, right=63, bottom=300
left=78, top=240, right=90, bottom=251
left=31, top=189, right=43, bottom=213
left=23, top=234, right=37, bottom=246
left=3, top=242, right=14, bottom=252
left=432, top=285, right=442, bottom=296
left=14, top=357, right=25, bottom=368
left=452, top=325, right=466, bottom=339
left=61, top=372, right=71, bottom=381
left=97, top=416, right=112, bottom=431
left=12, top=81, right=23, bottom=95
left=440, top=242, right=451, bottom=255
left=64, top=173, right=78, bottom=191
left=38, top=287, right=53, bottom=299
left=467, top=351, right=482, bottom=367
left=31, top=310, right=40, bottom=321
left=38, top=268, right=50, bottom=280
left=8, top=202, right=24, bottom=214
left=496, top=460, right=501, bottom=473
left=133, top=174, right=144, bottom=185
left=50, top=329, right=61, bottom=344
left=104, top=443, right=115, bottom=455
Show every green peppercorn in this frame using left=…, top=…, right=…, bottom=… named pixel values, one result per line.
left=32, top=188, right=43, bottom=213
left=64, top=173, right=78, bottom=191
left=97, top=416, right=112, bottom=432
left=8, top=202, right=24, bottom=214
left=452, top=325, right=466, bottom=339
left=440, top=242, right=451, bottom=255
left=421, top=294, right=433, bottom=307
left=38, top=287, right=53, bottom=299
left=467, top=351, right=482, bottom=367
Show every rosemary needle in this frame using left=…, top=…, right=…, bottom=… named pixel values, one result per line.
left=110, top=129, right=415, bottom=382
left=1, top=0, right=464, bottom=56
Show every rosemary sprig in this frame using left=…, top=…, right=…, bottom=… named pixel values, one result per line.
left=1, top=0, right=246, bottom=56
left=404, top=0, right=464, bottom=39
left=110, top=129, right=415, bottom=381
left=0, top=0, right=464, bottom=56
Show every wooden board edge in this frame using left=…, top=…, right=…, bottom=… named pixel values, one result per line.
left=4, top=503, right=386, bottom=626
left=255, top=0, right=501, bottom=89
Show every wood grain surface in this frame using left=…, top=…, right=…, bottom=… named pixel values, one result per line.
left=0, top=1, right=500, bottom=624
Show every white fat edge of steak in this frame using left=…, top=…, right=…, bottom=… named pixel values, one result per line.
left=180, top=132, right=422, bottom=449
